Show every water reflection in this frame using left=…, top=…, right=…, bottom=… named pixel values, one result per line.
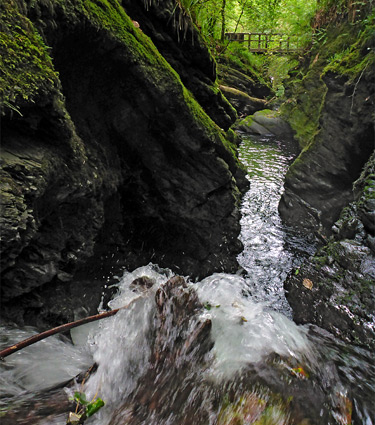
left=237, top=135, right=315, bottom=316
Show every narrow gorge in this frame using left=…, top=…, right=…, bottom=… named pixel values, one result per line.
left=0, top=0, right=374, bottom=424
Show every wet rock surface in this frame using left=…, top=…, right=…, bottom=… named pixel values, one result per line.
left=0, top=276, right=213, bottom=425
left=235, top=109, right=295, bottom=142
left=217, top=62, right=271, bottom=100
left=279, top=70, right=375, bottom=237
left=285, top=154, right=375, bottom=350
left=0, top=0, right=247, bottom=327
left=110, top=276, right=213, bottom=425
left=216, top=58, right=272, bottom=118
left=1, top=276, right=370, bottom=424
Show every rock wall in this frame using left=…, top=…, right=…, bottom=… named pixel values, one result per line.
left=279, top=22, right=375, bottom=238
left=121, top=0, right=238, bottom=130
left=285, top=153, right=375, bottom=349
left=279, top=19, right=375, bottom=349
left=279, top=69, right=374, bottom=238
left=0, top=0, right=248, bottom=325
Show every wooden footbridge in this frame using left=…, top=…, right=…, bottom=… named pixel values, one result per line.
left=225, top=32, right=302, bottom=54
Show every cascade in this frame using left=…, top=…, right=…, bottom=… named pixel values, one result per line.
left=1, top=135, right=374, bottom=424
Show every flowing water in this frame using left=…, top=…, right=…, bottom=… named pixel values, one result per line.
left=1, top=135, right=374, bottom=424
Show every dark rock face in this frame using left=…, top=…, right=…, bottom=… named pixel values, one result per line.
left=279, top=70, right=375, bottom=238
left=0, top=0, right=247, bottom=326
left=121, top=0, right=237, bottom=130
left=285, top=154, right=375, bottom=350
left=216, top=60, right=272, bottom=118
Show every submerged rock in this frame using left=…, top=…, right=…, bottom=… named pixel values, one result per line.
left=0, top=0, right=247, bottom=326
left=109, top=276, right=213, bottom=425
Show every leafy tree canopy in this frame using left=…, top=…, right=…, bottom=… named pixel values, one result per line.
left=180, top=0, right=317, bottom=42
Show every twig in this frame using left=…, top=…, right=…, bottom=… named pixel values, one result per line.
left=0, top=297, right=142, bottom=360
left=350, top=60, right=369, bottom=115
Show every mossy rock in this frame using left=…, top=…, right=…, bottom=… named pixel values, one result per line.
left=235, top=109, right=295, bottom=142
left=0, top=1, right=59, bottom=111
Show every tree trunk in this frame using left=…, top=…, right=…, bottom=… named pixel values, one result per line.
left=220, top=0, right=226, bottom=41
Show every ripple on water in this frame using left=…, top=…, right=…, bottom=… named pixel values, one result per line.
left=237, top=135, right=314, bottom=316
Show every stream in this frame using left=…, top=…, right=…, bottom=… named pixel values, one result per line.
left=1, top=135, right=374, bottom=424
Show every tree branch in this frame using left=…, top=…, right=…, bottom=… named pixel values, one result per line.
left=0, top=298, right=142, bottom=360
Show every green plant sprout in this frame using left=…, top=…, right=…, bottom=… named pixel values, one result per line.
left=67, top=390, right=105, bottom=424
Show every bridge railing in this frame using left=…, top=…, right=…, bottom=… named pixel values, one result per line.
left=225, top=32, right=302, bottom=54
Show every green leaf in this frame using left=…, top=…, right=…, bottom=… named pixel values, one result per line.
left=204, top=302, right=212, bottom=310
left=86, top=398, right=105, bottom=417
left=74, top=391, right=88, bottom=405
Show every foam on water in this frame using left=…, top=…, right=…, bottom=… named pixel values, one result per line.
left=82, top=265, right=313, bottom=425
left=193, top=273, right=311, bottom=379
left=81, top=265, right=174, bottom=424
left=0, top=325, right=92, bottom=407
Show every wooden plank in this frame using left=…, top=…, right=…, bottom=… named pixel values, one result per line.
left=225, top=32, right=303, bottom=54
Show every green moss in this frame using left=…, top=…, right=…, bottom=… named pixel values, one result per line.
left=237, top=114, right=254, bottom=127
left=322, top=12, right=375, bottom=80
left=181, top=85, right=243, bottom=170
left=280, top=12, right=374, bottom=149
left=254, top=109, right=274, bottom=118
left=84, top=0, right=239, bottom=164
left=83, top=0, right=180, bottom=79
left=0, top=0, right=59, bottom=111
left=281, top=67, right=327, bottom=149
left=220, top=42, right=271, bottom=89
left=217, top=388, right=294, bottom=425
left=1, top=0, right=243, bottom=174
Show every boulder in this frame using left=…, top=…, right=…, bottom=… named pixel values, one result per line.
left=235, top=109, right=295, bottom=142
left=0, top=0, right=247, bottom=326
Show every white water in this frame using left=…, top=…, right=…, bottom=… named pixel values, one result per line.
left=0, top=325, right=92, bottom=406
left=1, top=135, right=374, bottom=423
left=0, top=264, right=314, bottom=424
left=83, top=265, right=313, bottom=424
left=194, top=273, right=311, bottom=379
